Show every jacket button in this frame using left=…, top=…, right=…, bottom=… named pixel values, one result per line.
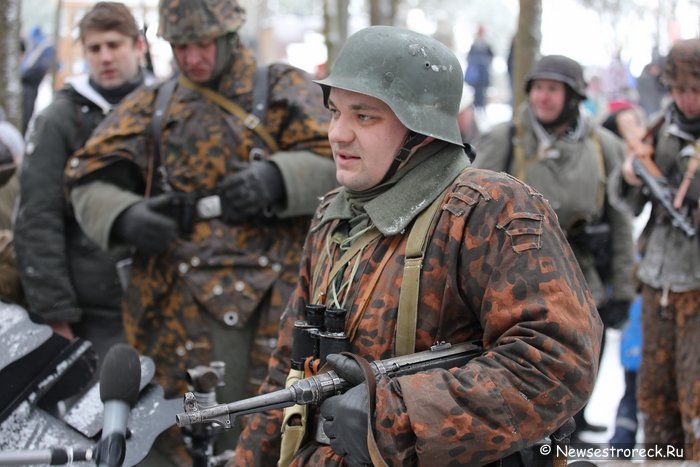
left=272, top=263, right=282, bottom=273
left=258, top=256, right=270, bottom=267
left=212, top=284, right=223, bottom=295
left=223, top=311, right=239, bottom=326
left=190, top=256, right=201, bottom=267
left=234, top=281, right=245, bottom=292
left=178, top=262, right=189, bottom=274
left=176, top=346, right=186, bottom=357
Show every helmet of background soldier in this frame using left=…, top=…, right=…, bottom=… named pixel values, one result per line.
left=663, top=38, right=700, bottom=89
left=525, top=54, right=587, bottom=99
left=315, top=25, right=464, bottom=146
left=157, top=0, right=246, bottom=45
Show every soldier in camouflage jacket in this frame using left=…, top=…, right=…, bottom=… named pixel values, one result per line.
left=64, top=0, right=336, bottom=460
left=233, top=26, right=603, bottom=467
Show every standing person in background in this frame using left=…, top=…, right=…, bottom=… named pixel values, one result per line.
left=473, top=54, right=636, bottom=441
left=20, top=26, right=56, bottom=134
left=64, top=0, right=336, bottom=463
left=610, top=38, right=700, bottom=460
left=464, top=24, right=493, bottom=113
left=603, top=49, right=632, bottom=103
left=234, top=25, right=602, bottom=466
left=636, top=55, right=668, bottom=121
left=14, top=2, right=149, bottom=372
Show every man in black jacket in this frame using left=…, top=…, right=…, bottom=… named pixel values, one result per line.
left=14, top=1, right=150, bottom=370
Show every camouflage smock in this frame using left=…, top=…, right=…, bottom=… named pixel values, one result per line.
left=234, top=154, right=603, bottom=466
left=65, top=42, right=332, bottom=397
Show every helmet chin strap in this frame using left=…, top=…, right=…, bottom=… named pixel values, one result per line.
left=379, top=132, right=427, bottom=185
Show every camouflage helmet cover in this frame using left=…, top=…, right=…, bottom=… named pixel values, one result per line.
left=663, top=38, right=700, bottom=88
left=525, top=54, right=587, bottom=99
left=158, top=0, right=246, bottom=45
left=315, top=26, right=464, bottom=146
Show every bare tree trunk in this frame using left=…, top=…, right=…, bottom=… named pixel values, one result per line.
left=0, top=0, right=23, bottom=129
left=513, top=0, right=542, bottom=110
left=323, top=0, right=349, bottom=75
left=369, top=0, right=399, bottom=25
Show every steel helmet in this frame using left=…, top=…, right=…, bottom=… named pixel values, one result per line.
left=315, top=26, right=464, bottom=146
left=157, top=0, right=246, bottom=45
left=525, top=55, right=587, bottom=99
left=663, top=39, right=700, bottom=89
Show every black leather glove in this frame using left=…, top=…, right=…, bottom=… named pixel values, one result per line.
left=111, top=194, right=179, bottom=255
left=216, top=162, right=285, bottom=224
left=320, top=354, right=372, bottom=466
left=598, top=299, right=631, bottom=329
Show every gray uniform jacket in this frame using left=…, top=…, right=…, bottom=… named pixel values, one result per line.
left=473, top=105, right=636, bottom=305
left=609, top=109, right=700, bottom=291
left=14, top=76, right=129, bottom=322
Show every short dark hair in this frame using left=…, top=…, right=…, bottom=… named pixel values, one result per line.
left=78, top=2, right=140, bottom=43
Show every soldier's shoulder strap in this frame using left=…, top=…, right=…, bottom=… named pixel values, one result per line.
left=145, top=76, right=177, bottom=196
left=177, top=73, right=280, bottom=154
left=251, top=65, right=270, bottom=139
left=395, top=184, right=451, bottom=356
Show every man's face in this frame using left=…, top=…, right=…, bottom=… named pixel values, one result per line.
left=670, top=85, right=700, bottom=119
left=327, top=88, right=409, bottom=191
left=528, top=79, right=567, bottom=124
left=83, top=30, right=144, bottom=89
left=172, top=40, right=217, bottom=83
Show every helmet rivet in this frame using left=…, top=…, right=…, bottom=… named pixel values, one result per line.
left=384, top=72, right=394, bottom=83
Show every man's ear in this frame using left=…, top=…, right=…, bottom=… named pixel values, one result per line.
left=135, top=35, right=146, bottom=58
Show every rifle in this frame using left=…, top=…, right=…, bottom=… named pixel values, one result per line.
left=632, top=158, right=696, bottom=238
left=620, top=110, right=697, bottom=238
left=175, top=341, right=483, bottom=429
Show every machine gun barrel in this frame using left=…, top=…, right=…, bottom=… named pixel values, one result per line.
left=176, top=341, right=483, bottom=428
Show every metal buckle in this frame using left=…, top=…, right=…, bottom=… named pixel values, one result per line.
left=196, top=195, right=222, bottom=219
left=244, top=114, right=260, bottom=129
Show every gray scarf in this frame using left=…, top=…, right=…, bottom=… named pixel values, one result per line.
left=317, top=141, right=469, bottom=237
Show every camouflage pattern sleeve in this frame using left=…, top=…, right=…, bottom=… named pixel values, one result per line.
left=373, top=171, right=603, bottom=465
left=65, top=85, right=157, bottom=188
left=266, top=63, right=332, bottom=159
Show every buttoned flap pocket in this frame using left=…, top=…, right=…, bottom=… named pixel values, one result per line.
left=183, top=262, right=281, bottom=329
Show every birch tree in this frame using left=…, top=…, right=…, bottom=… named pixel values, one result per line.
left=323, top=0, right=350, bottom=74
left=0, top=0, right=22, bottom=128
left=512, top=0, right=542, bottom=109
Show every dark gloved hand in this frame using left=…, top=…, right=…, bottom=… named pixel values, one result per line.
left=598, top=299, right=631, bottom=329
left=320, top=354, right=372, bottom=466
left=111, top=194, right=179, bottom=255
left=216, top=162, right=285, bottom=224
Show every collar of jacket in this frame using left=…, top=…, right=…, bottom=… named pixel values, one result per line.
left=66, top=71, right=156, bottom=115
left=666, top=104, right=700, bottom=141
left=518, top=102, right=589, bottom=145
left=318, top=141, right=469, bottom=236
